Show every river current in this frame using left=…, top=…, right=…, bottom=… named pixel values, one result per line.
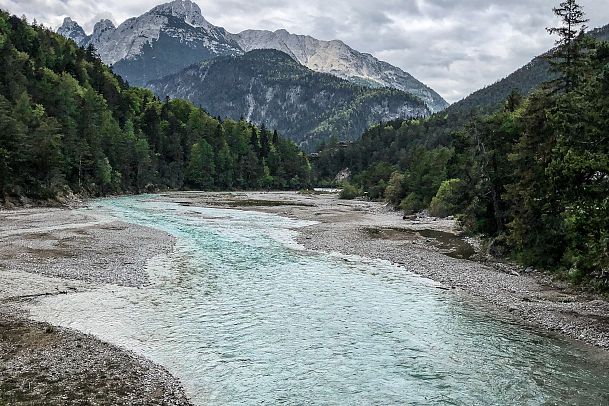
left=29, top=196, right=609, bottom=405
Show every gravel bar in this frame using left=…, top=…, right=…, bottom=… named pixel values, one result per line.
left=158, top=191, right=609, bottom=351
left=0, top=206, right=192, bottom=405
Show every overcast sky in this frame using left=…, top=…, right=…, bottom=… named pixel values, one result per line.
left=1, top=0, right=608, bottom=103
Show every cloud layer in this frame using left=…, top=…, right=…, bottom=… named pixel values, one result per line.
left=1, top=0, right=608, bottom=103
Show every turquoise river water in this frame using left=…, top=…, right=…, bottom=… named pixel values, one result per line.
left=30, top=196, right=609, bottom=405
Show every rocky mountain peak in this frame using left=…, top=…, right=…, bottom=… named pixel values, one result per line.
left=59, top=17, right=77, bottom=29
left=274, top=29, right=291, bottom=37
left=93, top=19, right=115, bottom=31
left=57, top=17, right=88, bottom=46
left=149, top=0, right=210, bottom=28
left=90, top=19, right=116, bottom=46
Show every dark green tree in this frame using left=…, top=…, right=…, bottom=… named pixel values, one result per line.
left=546, top=0, right=589, bottom=91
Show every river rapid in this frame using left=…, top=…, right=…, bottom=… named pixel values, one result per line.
left=29, top=196, right=609, bottom=405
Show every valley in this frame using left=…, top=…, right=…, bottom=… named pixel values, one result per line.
left=1, top=0, right=609, bottom=404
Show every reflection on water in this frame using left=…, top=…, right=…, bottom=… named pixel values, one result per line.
left=30, top=196, right=609, bottom=405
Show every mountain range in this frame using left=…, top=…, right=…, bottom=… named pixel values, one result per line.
left=57, top=0, right=447, bottom=113
left=57, top=0, right=446, bottom=147
left=149, top=49, right=430, bottom=149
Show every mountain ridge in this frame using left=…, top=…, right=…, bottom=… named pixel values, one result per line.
left=57, top=0, right=447, bottom=111
left=149, top=49, right=430, bottom=150
left=232, top=28, right=448, bottom=112
left=445, top=22, right=609, bottom=117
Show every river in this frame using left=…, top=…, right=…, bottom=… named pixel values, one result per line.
left=29, top=196, right=609, bottom=405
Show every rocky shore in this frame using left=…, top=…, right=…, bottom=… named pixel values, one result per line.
left=158, top=191, right=609, bottom=350
left=0, top=315, right=191, bottom=405
left=0, top=207, right=192, bottom=405
left=2, top=191, right=609, bottom=404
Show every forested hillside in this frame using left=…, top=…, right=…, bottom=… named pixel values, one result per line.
left=315, top=10, right=609, bottom=286
left=445, top=22, right=609, bottom=117
left=313, top=23, right=609, bottom=181
left=0, top=11, right=311, bottom=204
left=149, top=49, right=429, bottom=150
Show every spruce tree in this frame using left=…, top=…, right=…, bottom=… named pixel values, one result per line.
left=546, top=0, right=589, bottom=91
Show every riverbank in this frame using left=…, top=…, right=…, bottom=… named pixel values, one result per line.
left=156, top=191, right=609, bottom=350
left=2, top=192, right=609, bottom=403
left=0, top=208, right=192, bottom=405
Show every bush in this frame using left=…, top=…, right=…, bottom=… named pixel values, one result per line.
left=339, top=182, right=361, bottom=200
left=399, top=192, right=424, bottom=214
left=428, top=178, right=464, bottom=218
left=385, top=172, right=405, bottom=208
left=368, top=179, right=387, bottom=200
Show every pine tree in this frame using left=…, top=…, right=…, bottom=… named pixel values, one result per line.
left=504, top=91, right=565, bottom=266
left=546, top=0, right=589, bottom=91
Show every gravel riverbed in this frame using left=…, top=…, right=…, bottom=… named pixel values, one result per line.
left=0, top=207, right=192, bottom=405
left=158, top=191, right=609, bottom=350
left=2, top=191, right=609, bottom=404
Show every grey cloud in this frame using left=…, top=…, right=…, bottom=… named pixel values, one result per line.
left=0, top=0, right=607, bottom=102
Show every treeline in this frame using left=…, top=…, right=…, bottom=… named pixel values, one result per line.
left=315, top=4, right=609, bottom=286
left=0, top=11, right=311, bottom=202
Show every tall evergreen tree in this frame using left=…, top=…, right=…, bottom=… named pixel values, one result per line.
left=546, top=0, right=589, bottom=91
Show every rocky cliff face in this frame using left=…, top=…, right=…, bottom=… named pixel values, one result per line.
left=57, top=0, right=241, bottom=85
left=149, top=49, right=430, bottom=150
left=57, top=17, right=88, bottom=47
left=57, top=0, right=447, bottom=110
left=233, top=29, right=448, bottom=112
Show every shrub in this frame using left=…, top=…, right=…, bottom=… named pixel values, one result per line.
left=384, top=172, right=405, bottom=208
left=339, top=182, right=361, bottom=200
left=428, top=178, right=464, bottom=218
left=399, top=192, right=424, bottom=214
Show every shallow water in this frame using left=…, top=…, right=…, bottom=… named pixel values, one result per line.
left=30, top=196, right=609, bottom=405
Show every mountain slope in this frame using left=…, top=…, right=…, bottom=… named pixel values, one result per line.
left=57, top=0, right=447, bottom=111
left=0, top=10, right=311, bottom=200
left=446, top=23, right=609, bottom=117
left=233, top=29, right=448, bottom=112
left=150, top=49, right=430, bottom=149
left=57, top=0, right=241, bottom=86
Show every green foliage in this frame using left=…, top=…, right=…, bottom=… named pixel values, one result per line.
left=315, top=119, right=456, bottom=213
left=339, top=182, right=361, bottom=200
left=384, top=172, right=406, bottom=209
left=429, top=179, right=464, bottom=218
left=353, top=162, right=396, bottom=200
left=186, top=141, right=215, bottom=189
left=314, top=11, right=609, bottom=287
left=399, top=192, right=424, bottom=214
left=0, top=11, right=311, bottom=201
left=546, top=0, right=590, bottom=91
